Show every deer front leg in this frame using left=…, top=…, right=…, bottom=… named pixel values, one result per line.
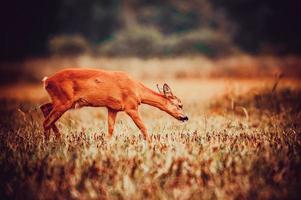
left=108, top=108, right=118, bottom=138
left=126, top=109, right=150, bottom=142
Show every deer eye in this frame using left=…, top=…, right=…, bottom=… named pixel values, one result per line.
left=179, top=105, right=183, bottom=109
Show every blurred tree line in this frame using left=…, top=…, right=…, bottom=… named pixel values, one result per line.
left=1, top=0, right=300, bottom=59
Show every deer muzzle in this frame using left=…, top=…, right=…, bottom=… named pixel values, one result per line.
left=178, top=116, right=189, bottom=122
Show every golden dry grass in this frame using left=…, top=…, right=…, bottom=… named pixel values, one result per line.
left=0, top=76, right=300, bottom=200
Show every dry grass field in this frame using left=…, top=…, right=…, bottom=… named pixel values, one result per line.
left=0, top=57, right=301, bottom=200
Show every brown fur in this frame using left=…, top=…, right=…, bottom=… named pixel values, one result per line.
left=41, top=68, right=187, bottom=141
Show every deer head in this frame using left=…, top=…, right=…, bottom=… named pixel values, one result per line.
left=157, top=83, right=188, bottom=122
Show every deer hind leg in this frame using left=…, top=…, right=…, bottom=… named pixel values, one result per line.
left=40, top=103, right=60, bottom=139
left=126, top=109, right=150, bottom=142
left=43, top=103, right=72, bottom=139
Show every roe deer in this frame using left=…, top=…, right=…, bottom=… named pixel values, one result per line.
left=40, top=68, right=188, bottom=141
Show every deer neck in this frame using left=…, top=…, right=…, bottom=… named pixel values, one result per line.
left=139, top=83, right=168, bottom=111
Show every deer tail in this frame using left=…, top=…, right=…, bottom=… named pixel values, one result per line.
left=42, top=76, right=48, bottom=88
left=42, top=76, right=48, bottom=82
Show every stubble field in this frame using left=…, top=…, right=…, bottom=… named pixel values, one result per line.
left=0, top=59, right=300, bottom=200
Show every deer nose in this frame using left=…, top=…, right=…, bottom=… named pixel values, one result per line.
left=179, top=116, right=189, bottom=122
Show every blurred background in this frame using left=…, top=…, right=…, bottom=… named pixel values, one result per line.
left=0, top=0, right=301, bottom=83
left=2, top=2, right=301, bottom=199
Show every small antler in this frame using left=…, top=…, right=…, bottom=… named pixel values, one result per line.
left=156, top=84, right=163, bottom=94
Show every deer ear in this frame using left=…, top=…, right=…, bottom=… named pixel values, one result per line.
left=163, top=83, right=173, bottom=97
